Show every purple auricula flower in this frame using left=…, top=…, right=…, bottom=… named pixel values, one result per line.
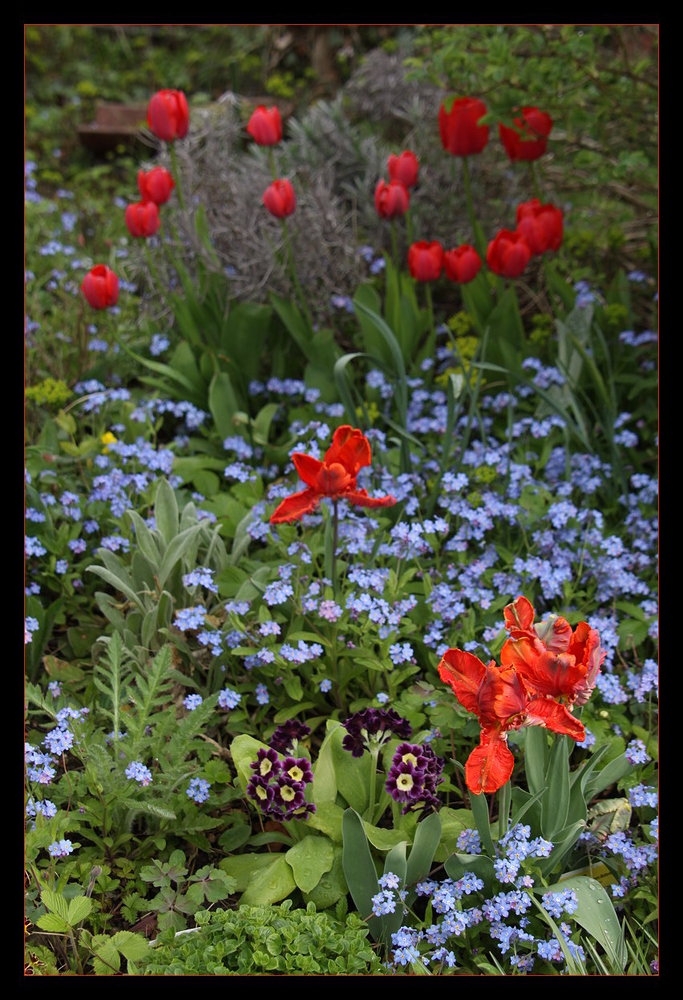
left=250, top=747, right=281, bottom=780
left=269, top=720, right=312, bottom=755
left=341, top=707, right=412, bottom=758
left=385, top=741, right=445, bottom=813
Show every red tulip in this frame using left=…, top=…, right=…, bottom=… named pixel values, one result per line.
left=147, top=89, right=189, bottom=142
left=486, top=229, right=531, bottom=279
left=247, top=104, right=282, bottom=146
left=407, top=241, right=444, bottom=282
left=388, top=150, right=419, bottom=188
left=499, top=107, right=553, bottom=162
left=438, top=646, right=586, bottom=794
left=81, top=265, right=119, bottom=310
left=500, top=596, right=605, bottom=709
left=439, top=97, right=489, bottom=156
left=444, top=244, right=482, bottom=284
left=374, top=179, right=410, bottom=220
left=270, top=425, right=397, bottom=524
left=262, top=179, right=296, bottom=219
left=137, top=166, right=175, bottom=206
left=125, top=200, right=161, bottom=239
left=515, top=199, right=563, bottom=255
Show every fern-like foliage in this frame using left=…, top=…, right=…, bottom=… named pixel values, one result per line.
left=166, top=692, right=220, bottom=768
left=126, top=644, right=175, bottom=750
left=93, top=631, right=133, bottom=742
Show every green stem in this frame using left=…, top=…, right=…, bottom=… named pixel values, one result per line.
left=332, top=499, right=339, bottom=598
left=529, top=160, right=544, bottom=202
left=390, top=221, right=402, bottom=297
left=282, top=218, right=313, bottom=329
left=368, top=746, right=380, bottom=822
left=169, top=143, right=186, bottom=213
left=424, top=281, right=437, bottom=363
left=462, top=156, right=487, bottom=262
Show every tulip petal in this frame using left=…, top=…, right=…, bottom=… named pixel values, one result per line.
left=269, top=488, right=320, bottom=524
left=316, top=462, right=354, bottom=495
left=344, top=488, right=396, bottom=509
left=503, top=595, right=536, bottom=637
left=326, top=427, right=372, bottom=476
left=525, top=698, right=585, bottom=742
left=465, top=728, right=514, bottom=795
left=438, top=648, right=487, bottom=717
left=292, top=452, right=323, bottom=489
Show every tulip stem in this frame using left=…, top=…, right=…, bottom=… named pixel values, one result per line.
left=143, top=240, right=166, bottom=296
left=332, top=499, right=339, bottom=598
left=424, top=282, right=437, bottom=363
left=390, top=222, right=402, bottom=298
left=169, top=144, right=186, bottom=213
left=462, top=157, right=487, bottom=262
left=529, top=161, right=544, bottom=202
left=281, top=219, right=314, bottom=330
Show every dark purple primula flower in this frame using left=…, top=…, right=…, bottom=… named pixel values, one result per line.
left=270, top=720, right=312, bottom=755
left=341, top=708, right=412, bottom=757
left=386, top=741, right=445, bottom=813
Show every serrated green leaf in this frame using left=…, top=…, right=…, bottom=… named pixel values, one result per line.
left=41, top=887, right=70, bottom=923
left=67, top=895, right=93, bottom=925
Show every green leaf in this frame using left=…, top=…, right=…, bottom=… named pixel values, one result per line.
left=444, top=852, right=495, bottom=896
left=330, top=726, right=371, bottom=814
left=156, top=523, right=206, bottom=589
left=67, top=895, right=93, bottom=925
left=219, top=852, right=283, bottom=892
left=230, top=733, right=271, bottom=791
left=87, top=563, right=145, bottom=613
left=362, top=823, right=408, bottom=851
left=286, top=835, right=335, bottom=893
left=542, top=736, right=570, bottom=841
left=240, top=854, right=297, bottom=906
left=154, top=477, right=180, bottom=544
left=36, top=912, right=71, bottom=933
left=41, top=887, right=71, bottom=923
left=208, top=371, right=241, bottom=440
left=90, top=935, right=122, bottom=975
left=302, top=846, right=348, bottom=909
left=406, top=811, right=441, bottom=896
left=381, top=840, right=408, bottom=941
left=341, top=808, right=381, bottom=940
left=583, top=752, right=634, bottom=801
left=523, top=726, right=548, bottom=797
left=552, top=875, right=627, bottom=970
left=468, top=788, right=496, bottom=856
left=127, top=510, right=161, bottom=566
left=110, top=930, right=150, bottom=962
left=304, top=801, right=345, bottom=843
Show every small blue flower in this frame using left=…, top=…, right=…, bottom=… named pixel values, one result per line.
left=186, top=777, right=211, bottom=804
left=48, top=839, right=74, bottom=858
left=218, top=688, right=242, bottom=710
left=125, top=761, right=153, bottom=786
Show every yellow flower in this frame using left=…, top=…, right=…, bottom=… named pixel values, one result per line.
left=100, top=432, right=117, bottom=454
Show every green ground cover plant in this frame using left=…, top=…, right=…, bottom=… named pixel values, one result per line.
left=25, top=24, right=657, bottom=976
